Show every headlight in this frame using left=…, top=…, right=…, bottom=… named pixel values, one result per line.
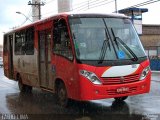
left=140, top=66, right=150, bottom=80
left=79, top=70, right=102, bottom=85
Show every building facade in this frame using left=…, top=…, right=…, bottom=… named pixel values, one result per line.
left=140, top=24, right=160, bottom=58
left=140, top=24, right=160, bottom=70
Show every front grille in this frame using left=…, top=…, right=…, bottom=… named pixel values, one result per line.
left=107, top=87, right=137, bottom=95
left=101, top=74, right=140, bottom=85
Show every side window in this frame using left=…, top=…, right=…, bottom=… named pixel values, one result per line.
left=15, top=31, right=25, bottom=55
left=3, top=34, right=13, bottom=54
left=53, top=19, right=73, bottom=60
left=14, top=27, right=34, bottom=55
left=3, top=35, right=8, bottom=53
left=26, top=27, right=34, bottom=55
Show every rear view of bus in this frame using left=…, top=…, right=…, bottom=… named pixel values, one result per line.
left=69, top=13, right=151, bottom=101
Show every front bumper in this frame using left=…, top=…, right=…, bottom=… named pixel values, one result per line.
left=79, top=72, right=151, bottom=101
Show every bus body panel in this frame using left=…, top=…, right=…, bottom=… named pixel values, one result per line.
left=13, top=50, right=39, bottom=87
left=51, top=56, right=81, bottom=99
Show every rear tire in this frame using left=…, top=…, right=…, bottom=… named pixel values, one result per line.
left=114, top=96, right=128, bottom=102
left=56, top=82, right=69, bottom=107
left=18, top=75, right=32, bottom=93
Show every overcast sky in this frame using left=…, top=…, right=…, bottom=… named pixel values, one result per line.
left=0, top=0, right=160, bottom=45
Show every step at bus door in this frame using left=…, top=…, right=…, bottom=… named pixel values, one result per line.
left=39, top=29, right=52, bottom=88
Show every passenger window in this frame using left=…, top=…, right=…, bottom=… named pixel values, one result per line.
left=15, top=31, right=25, bottom=55
left=26, top=27, right=34, bottom=55
left=3, top=35, right=8, bottom=53
left=53, top=19, right=73, bottom=60
left=14, top=27, right=34, bottom=55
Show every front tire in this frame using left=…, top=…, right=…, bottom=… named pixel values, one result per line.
left=114, top=96, right=128, bottom=102
left=56, top=82, right=69, bottom=107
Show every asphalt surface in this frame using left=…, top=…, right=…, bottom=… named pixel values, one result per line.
left=0, top=68, right=160, bottom=120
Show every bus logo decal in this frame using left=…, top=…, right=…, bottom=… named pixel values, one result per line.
left=120, top=76, right=125, bottom=83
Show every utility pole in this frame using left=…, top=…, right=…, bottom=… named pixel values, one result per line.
left=28, top=0, right=45, bottom=22
left=115, top=0, right=118, bottom=13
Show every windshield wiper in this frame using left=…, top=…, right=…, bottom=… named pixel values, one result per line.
left=98, top=29, right=111, bottom=64
left=111, top=28, right=138, bottom=61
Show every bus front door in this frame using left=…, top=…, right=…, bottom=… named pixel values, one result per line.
left=39, top=29, right=52, bottom=89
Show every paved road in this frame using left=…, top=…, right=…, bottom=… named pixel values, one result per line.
left=0, top=68, right=160, bottom=120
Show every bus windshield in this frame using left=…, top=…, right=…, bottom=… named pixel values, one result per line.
left=69, top=17, right=146, bottom=61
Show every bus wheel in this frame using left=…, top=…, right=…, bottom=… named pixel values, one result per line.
left=18, top=76, right=32, bottom=93
left=57, top=82, right=68, bottom=107
left=114, top=96, right=128, bottom=102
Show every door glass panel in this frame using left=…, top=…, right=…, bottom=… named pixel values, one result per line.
left=39, top=31, right=47, bottom=87
left=39, top=29, right=52, bottom=88
left=40, top=31, right=45, bottom=62
left=47, top=32, right=51, bottom=61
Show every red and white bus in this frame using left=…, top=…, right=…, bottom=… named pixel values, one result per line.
left=3, top=13, right=151, bottom=106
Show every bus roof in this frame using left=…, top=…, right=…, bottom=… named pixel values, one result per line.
left=65, top=12, right=128, bottom=19
left=4, top=12, right=128, bottom=35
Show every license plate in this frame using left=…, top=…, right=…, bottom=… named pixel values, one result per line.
left=116, top=87, right=129, bottom=93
